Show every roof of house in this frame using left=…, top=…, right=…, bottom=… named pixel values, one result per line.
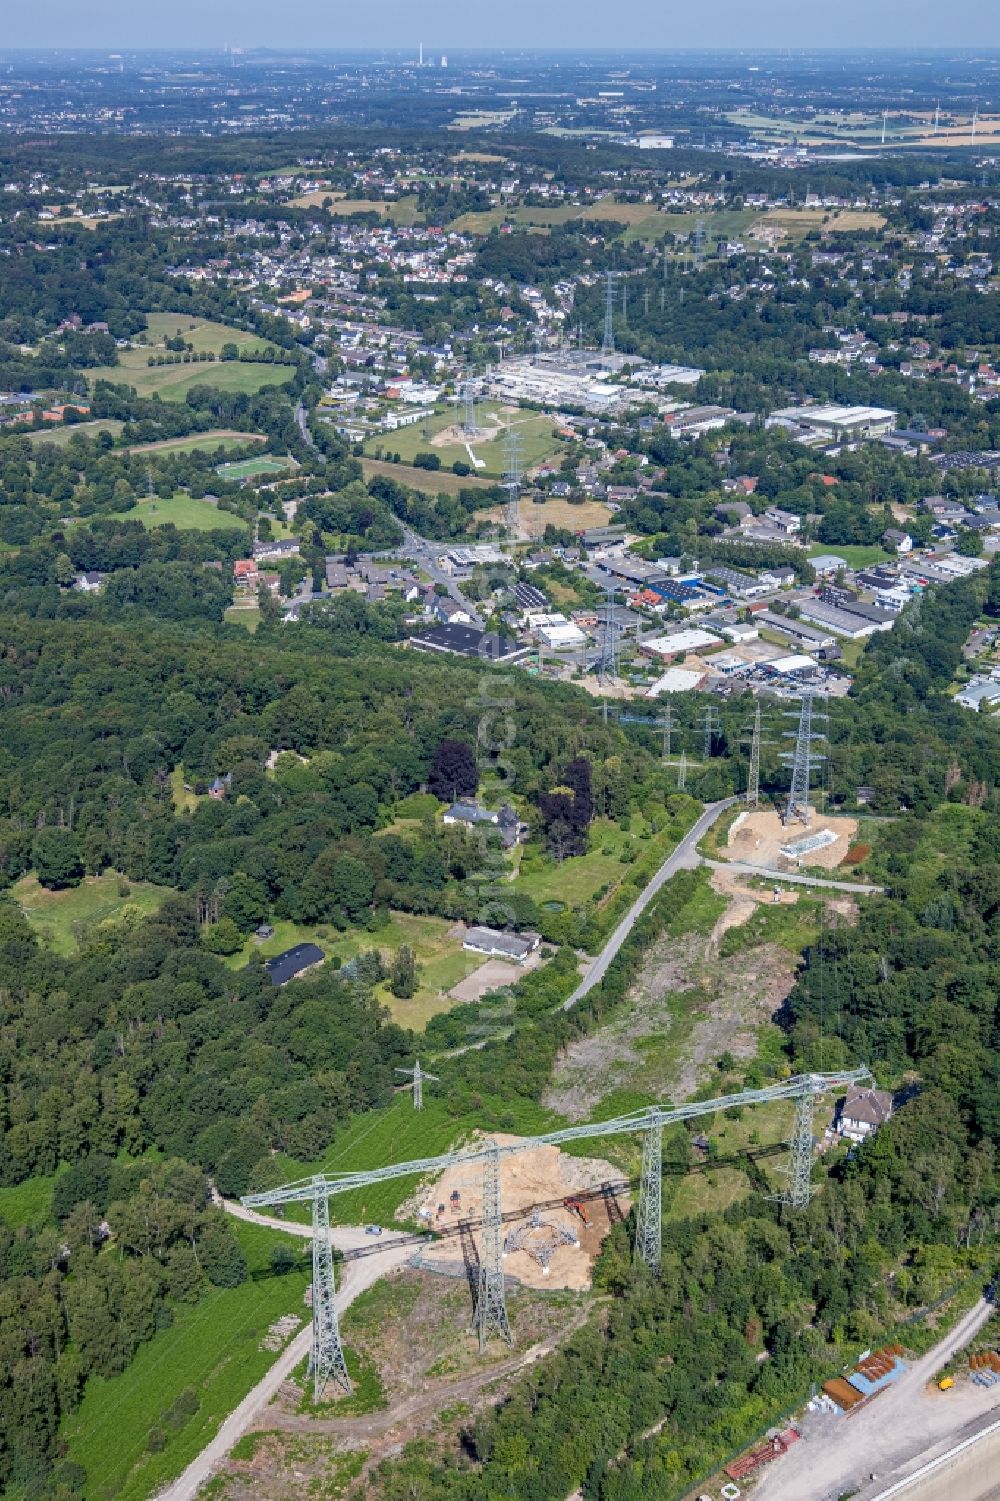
left=463, top=926, right=539, bottom=959
left=840, top=1084, right=894, bottom=1127
left=264, top=943, right=325, bottom=986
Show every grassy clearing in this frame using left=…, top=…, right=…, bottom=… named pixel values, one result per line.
left=667, top=1097, right=796, bottom=1220
left=275, top=1091, right=561, bottom=1227
left=807, top=543, right=893, bottom=568
left=223, top=911, right=484, bottom=1030
left=14, top=872, right=173, bottom=956
left=514, top=813, right=678, bottom=910
left=170, top=764, right=201, bottom=814
left=359, top=455, right=495, bottom=496
left=128, top=430, right=267, bottom=457
left=489, top=495, right=613, bottom=537
left=63, top=1221, right=310, bottom=1501
left=141, top=314, right=273, bottom=358
left=0, top=1170, right=60, bottom=1228
left=91, top=360, right=294, bottom=403
left=224, top=603, right=262, bottom=633
left=108, top=493, right=249, bottom=532
left=366, top=401, right=564, bottom=480
left=27, top=419, right=125, bottom=447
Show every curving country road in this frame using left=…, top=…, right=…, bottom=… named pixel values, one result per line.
left=561, top=797, right=737, bottom=1011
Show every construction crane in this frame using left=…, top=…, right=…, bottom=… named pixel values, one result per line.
left=242, top=1069, right=870, bottom=1398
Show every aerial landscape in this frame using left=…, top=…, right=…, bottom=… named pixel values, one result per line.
left=5, top=8, right=1000, bottom=1501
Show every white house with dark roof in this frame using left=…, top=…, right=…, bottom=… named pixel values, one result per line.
left=836, top=1084, right=894, bottom=1143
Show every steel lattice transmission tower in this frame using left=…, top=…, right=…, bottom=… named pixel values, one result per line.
left=597, top=582, right=620, bottom=683
left=747, top=701, right=761, bottom=810
left=473, top=1141, right=513, bottom=1351
left=772, top=1080, right=820, bottom=1209
left=308, top=1177, right=351, bottom=1400
left=602, top=269, right=619, bottom=358
left=462, top=371, right=479, bottom=436
left=634, top=1119, right=663, bottom=1275
left=677, top=749, right=687, bottom=790
left=700, top=704, right=720, bottom=759
left=694, top=217, right=706, bottom=268
left=395, top=1058, right=439, bottom=1111
left=502, top=422, right=523, bottom=538
left=782, top=694, right=827, bottom=827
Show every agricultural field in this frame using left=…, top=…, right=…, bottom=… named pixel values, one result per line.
left=751, top=206, right=886, bottom=240
left=360, top=455, right=495, bottom=496
left=27, top=419, right=125, bottom=447
left=13, top=871, right=173, bottom=956
left=215, top=454, right=296, bottom=481
left=128, top=430, right=267, bottom=457
left=488, top=494, right=612, bottom=538
left=288, top=190, right=423, bottom=224
left=724, top=107, right=1000, bottom=149
left=108, top=493, right=249, bottom=531
left=62, top=1221, right=311, bottom=1501
left=367, top=401, right=564, bottom=479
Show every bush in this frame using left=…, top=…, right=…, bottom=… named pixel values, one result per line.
left=147, top=1428, right=167, bottom=1453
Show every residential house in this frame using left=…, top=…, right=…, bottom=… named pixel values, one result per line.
left=836, top=1084, right=894, bottom=1143
left=443, top=801, right=524, bottom=848
left=462, top=926, right=541, bottom=962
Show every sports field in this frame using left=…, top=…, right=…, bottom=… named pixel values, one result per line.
left=216, top=455, right=296, bottom=481
left=108, top=493, right=249, bottom=531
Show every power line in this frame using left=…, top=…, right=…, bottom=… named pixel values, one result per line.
left=395, top=1058, right=439, bottom=1112
left=602, top=269, right=619, bottom=359
left=502, top=422, right=523, bottom=538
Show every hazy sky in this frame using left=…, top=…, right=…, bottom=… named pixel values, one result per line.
left=1, top=1, right=996, bottom=52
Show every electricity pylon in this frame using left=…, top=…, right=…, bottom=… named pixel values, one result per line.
left=747, top=701, right=761, bottom=810
left=395, top=1058, right=439, bottom=1111
left=502, top=422, right=523, bottom=538
left=678, top=749, right=687, bottom=790
left=700, top=704, right=720, bottom=759
left=308, top=1177, right=351, bottom=1400
left=657, top=703, right=673, bottom=760
left=782, top=694, right=827, bottom=827
left=634, top=1119, right=663, bottom=1275
left=772, top=1079, right=820, bottom=1209
left=597, top=583, right=620, bottom=683
left=462, top=370, right=478, bottom=436
left=602, top=269, right=619, bottom=358
left=473, top=1140, right=513, bottom=1351
left=243, top=1071, right=872, bottom=1372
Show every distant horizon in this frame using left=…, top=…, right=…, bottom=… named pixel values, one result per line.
left=0, top=1, right=996, bottom=54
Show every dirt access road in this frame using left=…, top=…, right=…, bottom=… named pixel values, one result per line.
left=562, top=797, right=737, bottom=1011
left=156, top=1206, right=412, bottom=1501
left=757, top=1298, right=998, bottom=1501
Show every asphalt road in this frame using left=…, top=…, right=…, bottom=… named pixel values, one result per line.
left=561, top=797, right=737, bottom=1011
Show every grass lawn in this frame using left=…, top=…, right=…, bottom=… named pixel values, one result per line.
left=224, top=911, right=484, bottom=1030
left=128, top=430, right=267, bottom=457
left=288, top=192, right=423, bottom=225
left=14, top=872, right=174, bottom=956
left=807, top=543, right=893, bottom=568
left=62, top=1221, right=311, bottom=1501
left=666, top=1097, right=796, bottom=1221
left=27, top=419, right=125, bottom=447
left=141, top=314, right=275, bottom=358
left=366, top=401, right=564, bottom=480
left=0, top=1170, right=60, bottom=1228
left=108, top=493, right=249, bottom=532
left=215, top=455, right=296, bottom=481
left=359, top=455, right=495, bottom=496
left=514, top=813, right=675, bottom=910
left=170, top=764, right=201, bottom=814
left=225, top=602, right=262, bottom=633
left=87, top=352, right=295, bottom=403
